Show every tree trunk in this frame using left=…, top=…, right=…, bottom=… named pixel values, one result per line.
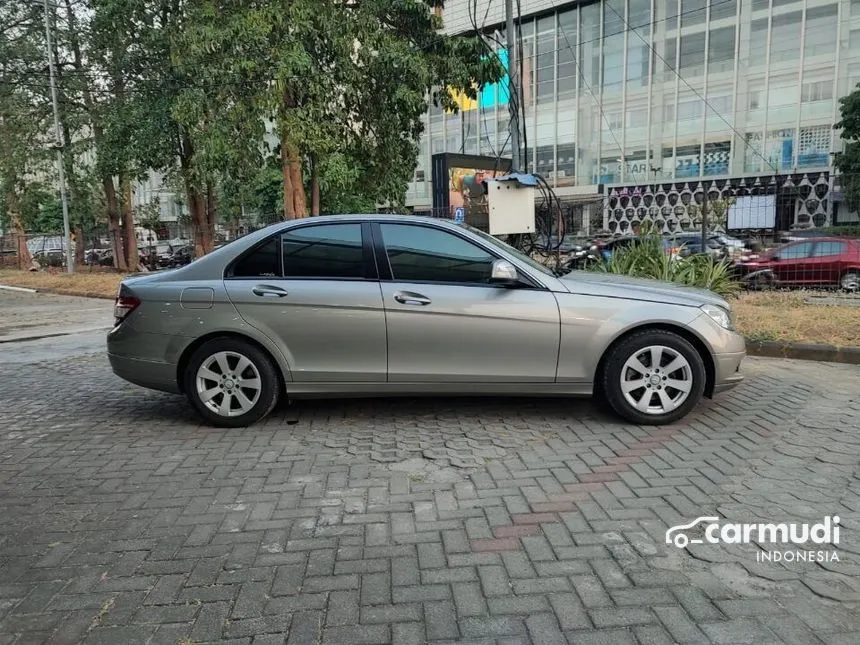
left=281, top=129, right=296, bottom=220
left=311, top=154, right=320, bottom=216
left=121, top=178, right=137, bottom=271
left=74, top=226, right=85, bottom=266
left=103, top=177, right=127, bottom=272
left=6, top=188, right=32, bottom=269
left=289, top=145, right=307, bottom=219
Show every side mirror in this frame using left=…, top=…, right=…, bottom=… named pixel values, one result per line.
left=489, top=259, right=520, bottom=286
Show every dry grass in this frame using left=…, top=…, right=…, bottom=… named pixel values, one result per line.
left=734, top=291, right=860, bottom=348
left=0, top=269, right=125, bottom=299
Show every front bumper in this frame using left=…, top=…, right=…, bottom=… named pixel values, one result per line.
left=712, top=350, right=745, bottom=394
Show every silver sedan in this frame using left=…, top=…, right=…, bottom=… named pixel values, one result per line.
left=107, top=215, right=745, bottom=427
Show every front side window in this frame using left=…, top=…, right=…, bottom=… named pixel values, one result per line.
left=813, top=241, right=847, bottom=257
left=380, top=224, right=495, bottom=284
left=282, top=224, right=365, bottom=279
left=778, top=242, right=814, bottom=259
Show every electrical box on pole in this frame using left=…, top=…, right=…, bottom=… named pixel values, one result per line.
left=484, top=174, right=537, bottom=236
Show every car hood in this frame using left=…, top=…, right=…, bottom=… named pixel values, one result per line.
left=559, top=271, right=730, bottom=309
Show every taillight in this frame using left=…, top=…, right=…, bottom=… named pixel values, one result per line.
left=114, top=284, right=141, bottom=325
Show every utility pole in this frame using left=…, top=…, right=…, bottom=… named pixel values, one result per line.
left=43, top=0, right=74, bottom=273
left=505, top=0, right=521, bottom=172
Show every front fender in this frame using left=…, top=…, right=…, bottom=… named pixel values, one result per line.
left=554, top=293, right=701, bottom=382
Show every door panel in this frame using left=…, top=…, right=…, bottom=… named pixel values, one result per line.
left=381, top=283, right=561, bottom=382
left=772, top=242, right=814, bottom=285
left=226, top=280, right=386, bottom=382
left=225, top=223, right=386, bottom=382
left=373, top=222, right=560, bottom=383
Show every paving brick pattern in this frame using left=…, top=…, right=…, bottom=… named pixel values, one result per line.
left=0, top=354, right=858, bottom=644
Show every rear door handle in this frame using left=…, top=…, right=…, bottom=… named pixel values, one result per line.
left=253, top=284, right=288, bottom=298
left=393, top=291, right=431, bottom=306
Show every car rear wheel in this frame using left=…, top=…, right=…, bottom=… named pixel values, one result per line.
left=601, top=330, right=706, bottom=425
left=184, top=338, right=280, bottom=428
left=840, top=271, right=860, bottom=292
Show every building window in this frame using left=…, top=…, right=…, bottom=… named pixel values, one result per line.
left=703, top=141, right=731, bottom=176
left=557, top=10, right=577, bottom=100
left=679, top=32, right=706, bottom=75
left=678, top=99, right=702, bottom=121
left=681, top=0, right=707, bottom=27
left=798, top=126, right=831, bottom=168
left=804, top=6, right=838, bottom=59
left=749, top=19, right=768, bottom=66
left=748, top=89, right=762, bottom=110
left=626, top=108, right=648, bottom=128
left=708, top=26, right=735, bottom=74
left=770, top=12, right=802, bottom=63
left=556, top=143, right=576, bottom=183
left=536, top=16, right=555, bottom=105
left=801, top=80, right=834, bottom=103
left=710, top=0, right=736, bottom=20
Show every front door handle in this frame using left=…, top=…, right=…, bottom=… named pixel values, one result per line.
left=253, top=284, right=288, bottom=298
left=393, top=291, right=431, bottom=306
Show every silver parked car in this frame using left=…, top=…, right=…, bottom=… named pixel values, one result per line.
left=108, top=215, right=745, bottom=427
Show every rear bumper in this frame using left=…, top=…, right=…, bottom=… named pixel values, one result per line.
left=108, top=353, right=180, bottom=394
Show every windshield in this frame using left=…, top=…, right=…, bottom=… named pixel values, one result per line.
left=458, top=223, right=557, bottom=278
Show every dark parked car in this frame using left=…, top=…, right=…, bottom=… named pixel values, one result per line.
left=733, top=237, right=860, bottom=291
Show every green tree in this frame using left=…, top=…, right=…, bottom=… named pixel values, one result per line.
left=834, top=82, right=860, bottom=214
left=172, top=0, right=501, bottom=221
left=0, top=0, right=51, bottom=267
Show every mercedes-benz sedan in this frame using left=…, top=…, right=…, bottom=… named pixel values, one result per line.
left=108, top=215, right=745, bottom=427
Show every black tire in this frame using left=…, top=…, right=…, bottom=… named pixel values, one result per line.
left=840, top=271, right=860, bottom=292
left=600, top=329, right=706, bottom=426
left=184, top=337, right=280, bottom=428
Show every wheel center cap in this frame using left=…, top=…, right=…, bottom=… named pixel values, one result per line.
left=649, top=374, right=662, bottom=386
left=224, top=380, right=235, bottom=390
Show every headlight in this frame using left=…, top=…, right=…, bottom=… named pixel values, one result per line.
left=701, top=304, right=734, bottom=330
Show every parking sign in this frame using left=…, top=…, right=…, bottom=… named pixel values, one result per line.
left=454, top=207, right=465, bottom=223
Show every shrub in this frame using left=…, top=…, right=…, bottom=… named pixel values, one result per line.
left=589, top=235, right=741, bottom=299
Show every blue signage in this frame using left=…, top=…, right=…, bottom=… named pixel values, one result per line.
left=454, top=207, right=465, bottom=223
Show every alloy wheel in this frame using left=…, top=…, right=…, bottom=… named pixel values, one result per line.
left=620, top=345, right=693, bottom=415
left=195, top=351, right=262, bottom=417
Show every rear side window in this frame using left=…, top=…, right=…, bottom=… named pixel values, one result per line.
left=282, top=224, right=365, bottom=279
left=778, top=242, right=814, bottom=259
left=232, top=237, right=280, bottom=277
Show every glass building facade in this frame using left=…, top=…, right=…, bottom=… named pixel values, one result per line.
left=405, top=0, right=860, bottom=211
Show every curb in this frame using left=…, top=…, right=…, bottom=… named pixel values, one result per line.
left=745, top=339, right=860, bottom=365
left=0, top=326, right=113, bottom=344
left=0, top=284, right=115, bottom=300
left=0, top=284, right=38, bottom=293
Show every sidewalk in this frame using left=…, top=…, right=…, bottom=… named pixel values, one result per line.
left=0, top=289, right=114, bottom=343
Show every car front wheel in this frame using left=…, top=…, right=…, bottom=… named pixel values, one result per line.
left=184, top=338, right=280, bottom=428
left=601, top=330, right=706, bottom=425
left=840, top=271, right=860, bottom=292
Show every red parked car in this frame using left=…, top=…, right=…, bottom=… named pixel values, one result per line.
left=734, top=237, right=860, bottom=291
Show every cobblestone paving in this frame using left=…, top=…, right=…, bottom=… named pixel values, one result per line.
left=1, top=350, right=859, bottom=645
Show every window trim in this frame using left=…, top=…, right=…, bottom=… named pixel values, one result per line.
left=224, top=221, right=378, bottom=281
left=370, top=221, right=542, bottom=290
